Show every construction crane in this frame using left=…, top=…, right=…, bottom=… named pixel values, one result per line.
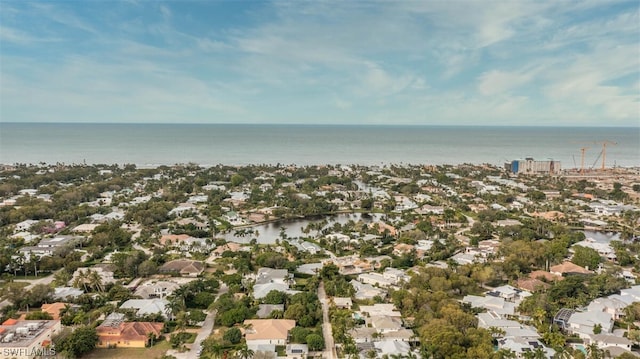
left=579, top=147, right=589, bottom=175
left=594, top=140, right=617, bottom=171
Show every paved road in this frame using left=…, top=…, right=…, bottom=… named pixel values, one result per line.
left=318, top=282, right=337, bottom=359
left=166, top=283, right=228, bottom=359
left=188, top=309, right=216, bottom=359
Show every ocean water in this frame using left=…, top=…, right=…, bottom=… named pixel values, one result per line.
left=0, top=123, right=638, bottom=168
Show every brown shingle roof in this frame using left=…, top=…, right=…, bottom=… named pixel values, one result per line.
left=159, top=260, right=205, bottom=274
left=550, top=261, right=592, bottom=275
left=529, top=270, right=563, bottom=281
left=41, top=302, right=68, bottom=320
left=517, top=278, right=551, bottom=292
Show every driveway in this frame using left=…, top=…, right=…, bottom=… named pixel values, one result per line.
left=165, top=283, right=227, bottom=359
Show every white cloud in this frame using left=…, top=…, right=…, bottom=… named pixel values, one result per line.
left=159, top=5, right=172, bottom=20
left=0, top=26, right=43, bottom=44
left=334, top=98, right=351, bottom=109
left=1, top=1, right=638, bottom=126
left=30, top=3, right=97, bottom=34
left=477, top=70, right=533, bottom=96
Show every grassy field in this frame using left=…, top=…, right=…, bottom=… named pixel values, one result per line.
left=81, top=340, right=171, bottom=359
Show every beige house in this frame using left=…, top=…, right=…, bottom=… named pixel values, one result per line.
left=159, top=259, right=205, bottom=277
left=244, top=319, right=295, bottom=350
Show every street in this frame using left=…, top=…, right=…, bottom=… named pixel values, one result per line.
left=318, top=281, right=337, bottom=359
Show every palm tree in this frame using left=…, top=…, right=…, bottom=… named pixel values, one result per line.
left=236, top=345, right=254, bottom=359
left=209, top=343, right=225, bottom=359
left=553, top=347, right=573, bottom=359
left=497, top=349, right=517, bottom=359
left=147, top=332, right=157, bottom=347
left=586, top=344, right=604, bottom=359
left=53, top=270, right=71, bottom=286
left=175, top=311, right=189, bottom=333
left=72, top=269, right=90, bottom=292
left=87, top=269, right=104, bottom=292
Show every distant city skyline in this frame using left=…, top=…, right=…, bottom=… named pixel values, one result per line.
left=1, top=1, right=638, bottom=127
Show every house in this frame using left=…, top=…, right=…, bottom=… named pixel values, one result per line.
left=462, top=295, right=516, bottom=318
left=369, top=222, right=397, bottom=236
left=257, top=304, right=285, bottom=319
left=159, top=260, right=205, bottom=277
left=393, top=243, right=415, bottom=256
left=159, top=234, right=191, bottom=246
left=254, top=282, right=295, bottom=300
left=348, top=327, right=378, bottom=343
left=587, top=297, right=629, bottom=320
left=572, top=239, right=616, bottom=262
left=72, top=223, right=100, bottom=233
left=370, top=316, right=403, bottom=333
left=326, top=255, right=374, bottom=275
left=243, top=319, right=295, bottom=350
left=14, top=219, right=39, bottom=232
left=19, top=235, right=83, bottom=260
left=550, top=262, right=592, bottom=276
left=134, top=280, right=181, bottom=299
left=487, top=285, right=531, bottom=303
left=53, top=287, right=84, bottom=300
left=70, top=265, right=117, bottom=288
left=0, top=319, right=61, bottom=359
left=120, top=299, right=171, bottom=320
left=40, top=303, right=70, bottom=320
left=358, top=304, right=401, bottom=318
left=286, top=344, right=308, bottom=359
left=252, top=267, right=296, bottom=299
left=96, top=313, right=164, bottom=348
left=516, top=278, right=550, bottom=292
left=567, top=311, right=614, bottom=339
left=477, top=312, right=540, bottom=339
left=588, top=334, right=632, bottom=352
left=211, top=242, right=242, bottom=258
left=497, top=337, right=555, bottom=359
left=332, top=297, right=352, bottom=309
left=350, top=280, right=386, bottom=301
left=373, top=340, right=411, bottom=357
left=382, top=267, right=410, bottom=284
left=296, top=263, right=323, bottom=276
left=620, top=285, right=640, bottom=303
left=529, top=270, right=563, bottom=282
left=357, top=272, right=396, bottom=288
left=495, top=219, right=523, bottom=227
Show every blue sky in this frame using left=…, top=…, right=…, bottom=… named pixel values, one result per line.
left=1, top=1, right=638, bottom=126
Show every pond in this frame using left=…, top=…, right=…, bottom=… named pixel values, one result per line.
left=581, top=230, right=621, bottom=243
left=221, top=212, right=384, bottom=244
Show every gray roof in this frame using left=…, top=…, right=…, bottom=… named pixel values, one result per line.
left=257, top=304, right=285, bottom=318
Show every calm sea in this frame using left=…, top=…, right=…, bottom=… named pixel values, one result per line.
left=0, top=123, right=638, bottom=168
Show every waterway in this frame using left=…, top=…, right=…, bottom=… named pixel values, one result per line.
left=222, top=212, right=385, bottom=244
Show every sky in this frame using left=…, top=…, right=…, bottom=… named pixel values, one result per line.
left=0, top=1, right=639, bottom=126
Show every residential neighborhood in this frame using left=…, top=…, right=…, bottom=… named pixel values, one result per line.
left=0, top=163, right=638, bottom=359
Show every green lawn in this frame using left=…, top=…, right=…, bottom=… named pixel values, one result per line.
left=80, top=340, right=171, bottom=359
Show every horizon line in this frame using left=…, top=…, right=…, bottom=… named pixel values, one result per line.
left=1, top=122, right=639, bottom=128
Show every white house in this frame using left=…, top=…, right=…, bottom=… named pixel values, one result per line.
left=567, top=311, right=614, bottom=339
left=588, top=334, right=632, bottom=352
left=120, top=298, right=171, bottom=319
